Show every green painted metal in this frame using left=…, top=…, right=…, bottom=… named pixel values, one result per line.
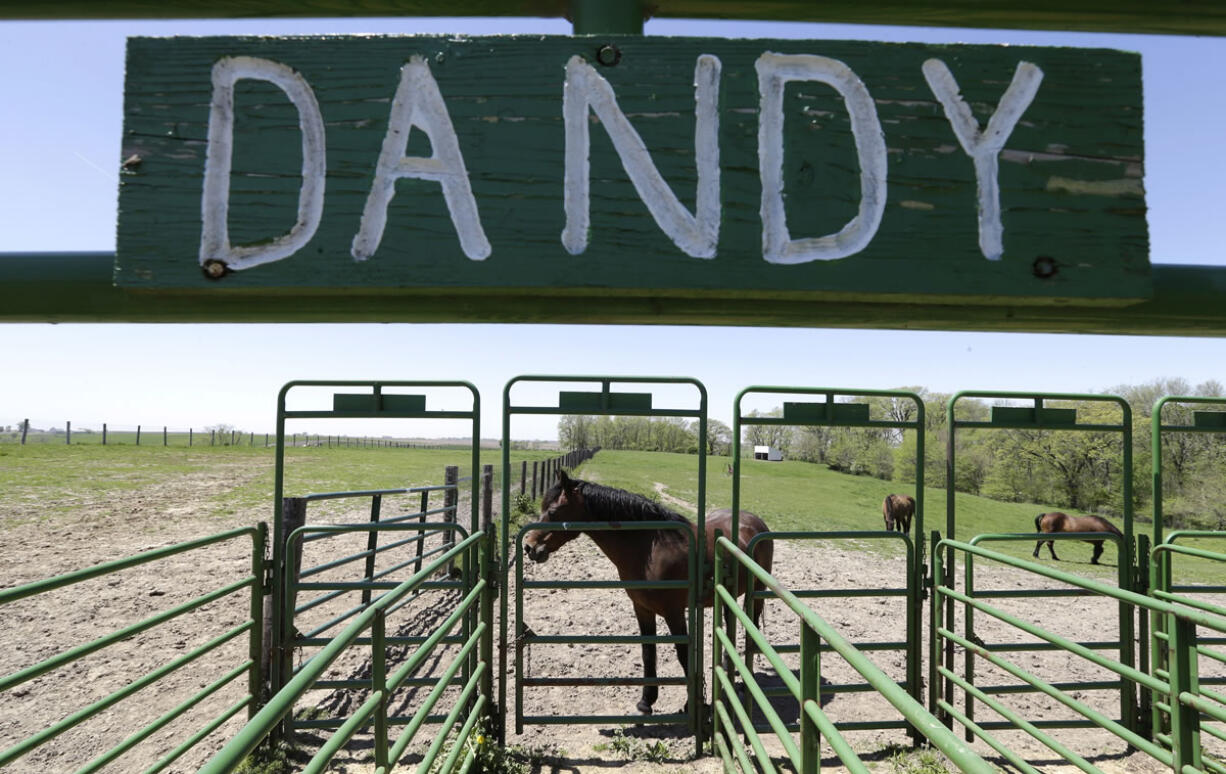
left=742, top=530, right=920, bottom=736
left=713, top=534, right=996, bottom=773
left=199, top=529, right=492, bottom=774
left=12, top=254, right=1226, bottom=335
left=1151, top=396, right=1226, bottom=547
left=945, top=390, right=1136, bottom=733
left=1, top=0, right=1225, bottom=38
left=964, top=533, right=1134, bottom=739
left=513, top=521, right=696, bottom=730
left=500, top=375, right=707, bottom=751
left=731, top=385, right=926, bottom=736
left=1149, top=534, right=1226, bottom=773
left=0, top=525, right=266, bottom=772
left=272, top=380, right=480, bottom=709
left=118, top=35, right=1145, bottom=307
left=933, top=537, right=1226, bottom=773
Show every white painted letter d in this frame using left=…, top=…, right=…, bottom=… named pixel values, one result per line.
left=199, top=56, right=326, bottom=272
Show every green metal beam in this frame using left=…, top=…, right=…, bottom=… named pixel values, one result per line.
left=0, top=0, right=1224, bottom=37
left=4, top=252, right=1226, bottom=336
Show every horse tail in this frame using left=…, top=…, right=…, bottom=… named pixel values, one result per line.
left=1034, top=512, right=1046, bottom=533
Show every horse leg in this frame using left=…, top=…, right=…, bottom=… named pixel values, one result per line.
left=1090, top=539, right=1104, bottom=565
left=634, top=605, right=659, bottom=715
left=1048, top=540, right=1059, bottom=560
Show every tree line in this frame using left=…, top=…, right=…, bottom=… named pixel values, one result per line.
left=557, top=379, right=1226, bottom=531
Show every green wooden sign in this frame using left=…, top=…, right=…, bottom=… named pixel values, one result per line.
left=117, top=35, right=1147, bottom=306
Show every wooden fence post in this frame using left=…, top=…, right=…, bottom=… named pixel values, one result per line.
left=443, top=466, right=459, bottom=576
left=163, top=426, right=168, bottom=446
left=521, top=459, right=527, bottom=495
left=269, top=496, right=307, bottom=743
left=65, top=420, right=71, bottom=445
left=20, top=418, right=28, bottom=445
left=136, top=425, right=141, bottom=446
left=103, top=423, right=107, bottom=445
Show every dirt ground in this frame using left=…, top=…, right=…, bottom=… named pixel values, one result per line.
left=0, top=459, right=1222, bottom=773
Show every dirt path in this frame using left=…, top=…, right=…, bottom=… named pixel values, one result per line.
left=1, top=470, right=1220, bottom=773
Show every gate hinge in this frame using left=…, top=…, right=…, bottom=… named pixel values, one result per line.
left=262, top=561, right=276, bottom=594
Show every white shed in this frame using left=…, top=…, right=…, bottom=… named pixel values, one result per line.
left=753, top=445, right=783, bottom=462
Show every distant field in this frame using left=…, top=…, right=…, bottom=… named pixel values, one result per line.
left=567, top=449, right=1206, bottom=584
left=2, top=443, right=1215, bottom=584
left=0, top=442, right=560, bottom=526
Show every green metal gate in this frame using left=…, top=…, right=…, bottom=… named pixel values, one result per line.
left=728, top=386, right=927, bottom=740
left=942, top=391, right=1138, bottom=739
left=500, top=375, right=708, bottom=747
left=1150, top=395, right=1226, bottom=769
left=270, top=380, right=481, bottom=705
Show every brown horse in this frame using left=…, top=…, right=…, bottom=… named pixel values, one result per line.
left=523, top=469, right=773, bottom=715
left=1033, top=511, right=1123, bottom=565
left=883, top=494, right=915, bottom=533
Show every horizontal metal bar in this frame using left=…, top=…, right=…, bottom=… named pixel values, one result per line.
left=1, top=623, right=250, bottom=767
left=76, top=662, right=251, bottom=774
left=521, top=579, right=687, bottom=591
left=2, top=1, right=1225, bottom=38
left=520, top=676, right=684, bottom=687
left=519, top=713, right=688, bottom=725
left=283, top=410, right=474, bottom=420
left=9, top=256, right=1226, bottom=335
left=765, top=640, right=908, bottom=654
left=143, top=694, right=252, bottom=774
left=0, top=526, right=259, bottom=606
left=297, top=635, right=465, bottom=648
left=525, top=634, right=686, bottom=645
left=1, top=577, right=254, bottom=692
left=753, top=587, right=908, bottom=599
left=296, top=579, right=461, bottom=591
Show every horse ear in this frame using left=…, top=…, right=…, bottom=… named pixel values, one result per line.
left=557, top=468, right=571, bottom=486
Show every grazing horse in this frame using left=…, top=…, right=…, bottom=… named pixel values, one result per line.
left=882, top=494, right=915, bottom=533
left=523, top=470, right=773, bottom=716
left=1032, top=511, right=1123, bottom=565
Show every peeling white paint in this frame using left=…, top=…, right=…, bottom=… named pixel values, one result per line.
left=352, top=55, right=491, bottom=262
left=757, top=52, right=887, bottom=264
left=561, top=54, right=721, bottom=259
left=1046, top=176, right=1143, bottom=196
left=199, top=56, right=326, bottom=272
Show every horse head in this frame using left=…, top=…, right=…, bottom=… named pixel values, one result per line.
left=523, top=469, right=587, bottom=563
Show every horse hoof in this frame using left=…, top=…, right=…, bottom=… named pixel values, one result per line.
left=636, top=700, right=653, bottom=715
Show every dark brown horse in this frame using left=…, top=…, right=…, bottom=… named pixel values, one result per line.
left=523, top=470, right=773, bottom=715
left=883, top=494, right=915, bottom=533
left=1033, top=511, right=1123, bottom=565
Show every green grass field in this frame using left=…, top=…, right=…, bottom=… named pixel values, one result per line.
left=566, top=449, right=1221, bottom=585
left=2, top=442, right=1217, bottom=584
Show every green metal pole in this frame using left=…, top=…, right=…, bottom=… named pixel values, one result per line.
left=569, top=0, right=644, bottom=34
left=800, top=625, right=820, bottom=774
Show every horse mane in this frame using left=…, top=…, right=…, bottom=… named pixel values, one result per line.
left=548, top=477, right=692, bottom=524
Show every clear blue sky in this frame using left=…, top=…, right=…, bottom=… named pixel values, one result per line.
left=1, top=16, right=1224, bottom=440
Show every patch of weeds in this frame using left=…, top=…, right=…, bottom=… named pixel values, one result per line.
left=885, top=745, right=952, bottom=774
left=426, top=719, right=558, bottom=774
left=592, top=729, right=671, bottom=763
left=512, top=491, right=537, bottom=517
left=234, top=740, right=293, bottom=774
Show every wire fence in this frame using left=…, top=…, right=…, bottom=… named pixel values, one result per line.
left=1, top=419, right=481, bottom=449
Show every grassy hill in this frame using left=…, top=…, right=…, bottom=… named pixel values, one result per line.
left=568, top=449, right=1137, bottom=576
